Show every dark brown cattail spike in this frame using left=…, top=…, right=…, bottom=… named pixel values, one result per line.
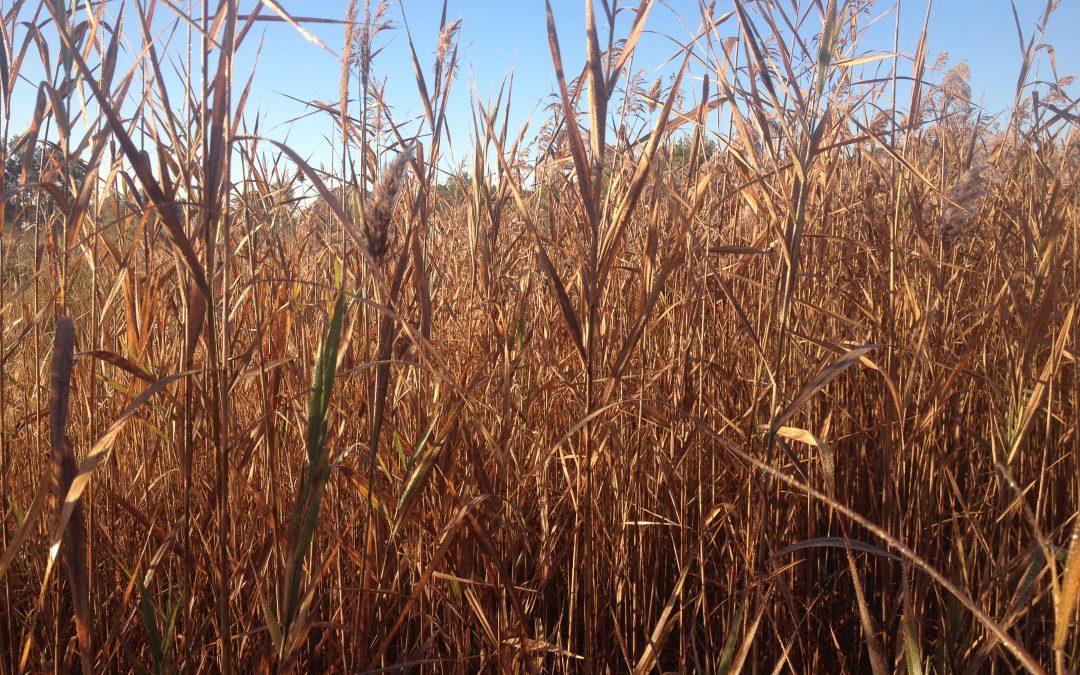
left=363, top=144, right=414, bottom=260
left=49, top=316, right=92, bottom=675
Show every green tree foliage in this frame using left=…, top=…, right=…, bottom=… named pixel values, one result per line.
left=3, top=143, right=89, bottom=224
left=436, top=169, right=471, bottom=203
left=668, top=135, right=718, bottom=169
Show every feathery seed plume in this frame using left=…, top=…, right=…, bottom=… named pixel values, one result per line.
left=939, top=162, right=999, bottom=250
left=646, top=77, right=662, bottom=112
left=436, top=19, right=462, bottom=67
left=941, top=61, right=971, bottom=102
left=932, top=51, right=950, bottom=72
left=364, top=144, right=414, bottom=260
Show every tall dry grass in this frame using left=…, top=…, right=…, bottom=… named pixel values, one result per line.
left=0, top=0, right=1078, bottom=672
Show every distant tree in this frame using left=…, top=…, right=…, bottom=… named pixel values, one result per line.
left=437, top=169, right=471, bottom=203
left=668, top=135, right=718, bottom=169
left=3, top=143, right=88, bottom=224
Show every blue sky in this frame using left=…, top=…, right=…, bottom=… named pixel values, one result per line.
left=9, top=1, right=1080, bottom=175
left=234, top=0, right=1080, bottom=168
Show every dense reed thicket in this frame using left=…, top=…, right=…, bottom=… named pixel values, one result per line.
left=1, top=0, right=1078, bottom=672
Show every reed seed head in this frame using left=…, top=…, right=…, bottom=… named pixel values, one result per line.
left=941, top=61, right=971, bottom=103
left=363, top=144, right=414, bottom=260
left=436, top=19, right=462, bottom=68
left=939, top=161, right=999, bottom=250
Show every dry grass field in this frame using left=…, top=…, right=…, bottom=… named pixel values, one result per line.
left=1, top=0, right=1078, bottom=672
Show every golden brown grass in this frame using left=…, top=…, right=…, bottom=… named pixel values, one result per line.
left=1, top=0, right=1078, bottom=672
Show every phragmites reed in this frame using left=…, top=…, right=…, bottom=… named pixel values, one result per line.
left=941, top=61, right=972, bottom=106
left=353, top=0, right=392, bottom=89
left=339, top=0, right=359, bottom=137
left=5, top=0, right=1080, bottom=671
left=1066, top=126, right=1080, bottom=167
left=931, top=50, right=950, bottom=72
left=435, top=19, right=461, bottom=69
left=646, top=77, right=662, bottom=112
left=868, top=109, right=891, bottom=137
left=363, top=144, right=414, bottom=260
left=939, top=161, right=997, bottom=250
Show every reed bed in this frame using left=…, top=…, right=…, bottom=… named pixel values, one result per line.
left=0, top=0, right=1078, bottom=672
